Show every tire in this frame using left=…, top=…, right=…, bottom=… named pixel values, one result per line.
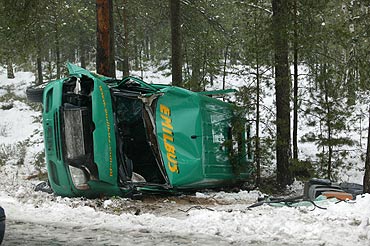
left=26, top=87, right=44, bottom=103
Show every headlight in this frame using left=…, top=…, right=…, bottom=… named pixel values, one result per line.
left=69, top=165, right=89, bottom=190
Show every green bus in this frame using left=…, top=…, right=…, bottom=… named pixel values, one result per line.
left=27, top=63, right=253, bottom=198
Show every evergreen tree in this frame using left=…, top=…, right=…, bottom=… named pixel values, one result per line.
left=235, top=0, right=274, bottom=186
left=272, top=0, right=293, bottom=187
left=0, top=0, right=34, bottom=78
left=299, top=1, right=363, bottom=180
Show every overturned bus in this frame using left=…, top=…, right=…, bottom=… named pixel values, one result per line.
left=26, top=63, right=253, bottom=198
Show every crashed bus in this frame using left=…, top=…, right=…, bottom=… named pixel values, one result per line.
left=26, top=63, right=253, bottom=198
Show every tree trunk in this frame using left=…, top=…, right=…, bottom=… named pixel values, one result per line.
left=272, top=0, right=293, bottom=187
left=48, top=50, right=53, bottom=79
left=79, top=35, right=86, bottom=68
left=169, top=0, right=182, bottom=86
left=96, top=0, right=116, bottom=77
left=320, top=62, right=333, bottom=179
left=36, top=39, right=43, bottom=85
left=133, top=40, right=139, bottom=70
left=6, top=58, right=15, bottom=79
left=323, top=73, right=333, bottom=179
left=190, top=58, right=201, bottom=91
left=253, top=18, right=261, bottom=186
left=144, top=34, right=150, bottom=60
left=363, top=108, right=370, bottom=193
left=222, top=45, right=229, bottom=90
left=36, top=56, right=43, bottom=85
left=56, top=39, right=61, bottom=79
left=189, top=41, right=202, bottom=91
left=54, top=15, right=61, bottom=80
left=292, top=0, right=299, bottom=161
left=122, top=0, right=130, bottom=77
left=256, top=61, right=261, bottom=186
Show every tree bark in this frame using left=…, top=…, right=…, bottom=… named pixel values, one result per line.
left=122, top=0, right=130, bottom=77
left=56, top=33, right=61, bottom=79
left=363, top=108, right=370, bottom=193
left=80, top=36, right=86, bottom=69
left=36, top=38, right=43, bottom=85
left=254, top=18, right=261, bottom=186
left=133, top=38, right=139, bottom=70
left=292, top=0, right=299, bottom=161
left=256, top=61, right=261, bottom=186
left=6, top=58, right=15, bottom=79
left=272, top=0, right=293, bottom=187
left=190, top=42, right=202, bottom=91
left=222, top=45, right=229, bottom=90
left=323, top=72, right=333, bottom=180
left=36, top=56, right=43, bottom=85
left=54, top=6, right=61, bottom=80
left=96, top=0, right=116, bottom=77
left=169, top=0, right=182, bottom=86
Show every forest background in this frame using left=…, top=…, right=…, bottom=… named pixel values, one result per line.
left=0, top=0, right=369, bottom=192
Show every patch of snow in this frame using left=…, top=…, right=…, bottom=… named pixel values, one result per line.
left=0, top=70, right=35, bottom=98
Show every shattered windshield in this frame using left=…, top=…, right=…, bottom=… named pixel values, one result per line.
left=112, top=93, right=166, bottom=185
left=116, top=97, right=142, bottom=127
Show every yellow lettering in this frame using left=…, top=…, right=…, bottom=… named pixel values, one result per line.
left=163, top=133, right=174, bottom=142
left=160, top=104, right=180, bottom=173
left=161, top=114, right=173, bottom=130
left=163, top=127, right=172, bottom=135
left=167, top=152, right=177, bottom=164
left=160, top=104, right=171, bottom=116
left=167, top=152, right=178, bottom=173
left=168, top=162, right=178, bottom=173
left=100, top=85, right=113, bottom=177
left=164, top=141, right=175, bottom=154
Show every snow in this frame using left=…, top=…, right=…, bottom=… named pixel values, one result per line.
left=0, top=70, right=34, bottom=98
left=0, top=101, right=40, bottom=145
left=1, top=185, right=370, bottom=245
left=0, top=66, right=370, bottom=245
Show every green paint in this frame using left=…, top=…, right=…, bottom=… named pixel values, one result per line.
left=42, top=63, right=253, bottom=198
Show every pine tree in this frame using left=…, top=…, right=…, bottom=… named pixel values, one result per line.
left=235, top=0, right=274, bottom=186
left=299, top=1, right=363, bottom=180
left=272, top=0, right=293, bottom=187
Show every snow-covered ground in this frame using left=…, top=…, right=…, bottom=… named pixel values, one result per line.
left=0, top=65, right=369, bottom=245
